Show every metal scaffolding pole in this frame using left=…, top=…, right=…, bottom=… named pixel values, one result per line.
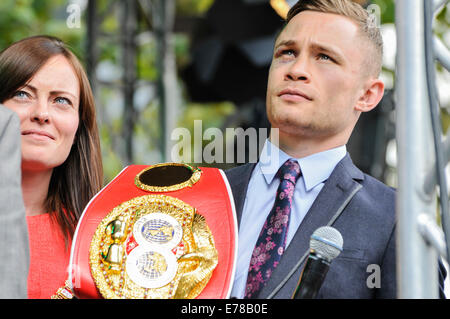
left=86, top=0, right=99, bottom=92
left=121, top=0, right=138, bottom=165
left=152, top=0, right=178, bottom=163
left=86, top=0, right=139, bottom=166
left=395, top=0, right=439, bottom=298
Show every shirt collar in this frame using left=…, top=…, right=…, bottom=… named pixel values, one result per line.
left=258, top=139, right=347, bottom=191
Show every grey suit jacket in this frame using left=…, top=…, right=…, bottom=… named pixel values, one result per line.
left=225, top=153, right=444, bottom=299
left=0, top=105, right=29, bottom=298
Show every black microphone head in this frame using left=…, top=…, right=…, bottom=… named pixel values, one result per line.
left=310, top=226, right=343, bottom=262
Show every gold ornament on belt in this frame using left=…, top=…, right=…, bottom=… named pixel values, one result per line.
left=89, top=192, right=219, bottom=299
left=134, top=163, right=202, bottom=193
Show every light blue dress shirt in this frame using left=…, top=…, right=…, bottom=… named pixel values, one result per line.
left=230, top=139, right=347, bottom=298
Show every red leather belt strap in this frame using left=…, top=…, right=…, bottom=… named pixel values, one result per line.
left=70, top=165, right=237, bottom=299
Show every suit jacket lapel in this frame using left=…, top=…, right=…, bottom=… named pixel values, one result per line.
left=258, top=154, right=364, bottom=299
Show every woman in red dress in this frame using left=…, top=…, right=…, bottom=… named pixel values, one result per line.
left=0, top=36, right=103, bottom=298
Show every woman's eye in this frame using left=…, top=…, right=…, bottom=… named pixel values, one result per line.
left=54, top=97, right=71, bottom=105
left=13, top=90, right=30, bottom=99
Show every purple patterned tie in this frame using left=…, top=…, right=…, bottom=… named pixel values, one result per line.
left=244, top=159, right=301, bottom=299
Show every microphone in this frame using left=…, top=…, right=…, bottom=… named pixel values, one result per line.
left=292, top=226, right=343, bottom=299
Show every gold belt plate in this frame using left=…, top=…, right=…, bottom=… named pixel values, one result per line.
left=89, top=194, right=218, bottom=299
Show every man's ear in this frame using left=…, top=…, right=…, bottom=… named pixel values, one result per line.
left=355, top=78, right=385, bottom=113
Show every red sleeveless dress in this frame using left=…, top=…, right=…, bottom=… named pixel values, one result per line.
left=26, top=213, right=71, bottom=299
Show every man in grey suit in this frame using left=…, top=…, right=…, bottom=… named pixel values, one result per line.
left=225, top=0, right=444, bottom=299
left=0, top=104, right=29, bottom=298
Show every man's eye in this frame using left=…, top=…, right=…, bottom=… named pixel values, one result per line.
left=281, top=49, right=295, bottom=56
left=318, top=53, right=333, bottom=62
left=275, top=48, right=296, bottom=59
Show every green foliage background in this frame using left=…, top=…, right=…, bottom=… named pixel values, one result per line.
left=1, top=0, right=449, bottom=185
left=0, top=0, right=232, bottom=183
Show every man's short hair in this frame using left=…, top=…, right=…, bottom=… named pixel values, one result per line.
left=286, top=0, right=384, bottom=77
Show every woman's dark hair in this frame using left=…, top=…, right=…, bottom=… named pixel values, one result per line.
left=0, top=35, right=103, bottom=245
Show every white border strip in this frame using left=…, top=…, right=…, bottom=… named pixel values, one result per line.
left=219, top=169, right=239, bottom=299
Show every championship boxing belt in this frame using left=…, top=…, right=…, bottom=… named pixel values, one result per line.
left=67, top=163, right=238, bottom=299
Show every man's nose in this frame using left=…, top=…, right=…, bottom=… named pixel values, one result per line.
left=285, top=53, right=311, bottom=82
